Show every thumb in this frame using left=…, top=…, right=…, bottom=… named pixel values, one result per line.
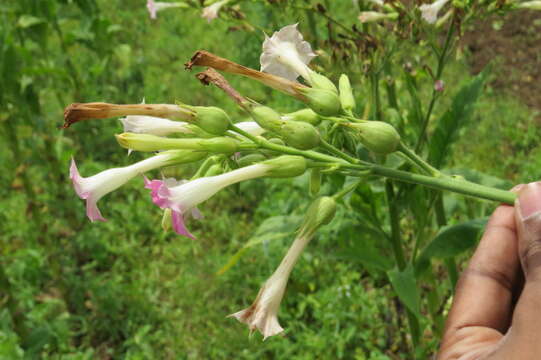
left=515, top=182, right=541, bottom=280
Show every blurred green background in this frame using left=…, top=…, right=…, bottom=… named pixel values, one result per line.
left=1, top=1, right=540, bottom=359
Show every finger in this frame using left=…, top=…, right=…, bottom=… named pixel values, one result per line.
left=441, top=205, right=521, bottom=341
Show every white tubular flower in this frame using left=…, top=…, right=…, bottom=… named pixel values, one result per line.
left=201, top=0, right=231, bottom=23
left=230, top=197, right=336, bottom=339
left=70, top=152, right=179, bottom=222
left=146, top=163, right=270, bottom=238
left=147, top=0, right=187, bottom=20
left=119, top=115, right=193, bottom=136
left=232, top=121, right=266, bottom=137
left=419, top=0, right=450, bottom=24
left=358, top=11, right=398, bottom=23
left=260, top=24, right=317, bottom=82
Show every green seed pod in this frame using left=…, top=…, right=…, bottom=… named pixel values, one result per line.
left=339, top=74, right=356, bottom=113
left=282, top=108, right=322, bottom=126
left=309, top=168, right=322, bottom=196
left=300, top=87, right=341, bottom=117
left=308, top=72, right=338, bottom=93
left=351, top=121, right=401, bottom=154
left=263, top=155, right=307, bottom=178
left=250, top=106, right=283, bottom=133
left=278, top=121, right=320, bottom=150
left=237, top=153, right=267, bottom=167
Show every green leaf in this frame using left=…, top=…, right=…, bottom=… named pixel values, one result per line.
left=388, top=265, right=420, bottom=317
left=17, top=15, right=45, bottom=29
left=216, top=215, right=302, bottom=275
left=416, top=218, right=487, bottom=274
left=428, top=68, right=490, bottom=168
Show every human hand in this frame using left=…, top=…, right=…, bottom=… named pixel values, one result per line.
left=438, top=182, right=541, bottom=360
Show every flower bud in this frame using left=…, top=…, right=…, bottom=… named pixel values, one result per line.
left=338, top=74, right=356, bottom=113
left=347, top=121, right=401, bottom=154
left=279, top=121, right=320, bottom=150
left=308, top=72, right=338, bottom=93
left=299, top=196, right=337, bottom=238
left=250, top=105, right=283, bottom=133
left=205, top=164, right=224, bottom=176
left=237, top=153, right=267, bottom=167
left=180, top=105, right=231, bottom=135
left=299, top=87, right=341, bottom=116
left=309, top=168, right=322, bottom=196
left=282, top=108, right=322, bottom=126
left=116, top=133, right=238, bottom=153
left=263, top=155, right=307, bottom=178
left=161, top=208, right=172, bottom=232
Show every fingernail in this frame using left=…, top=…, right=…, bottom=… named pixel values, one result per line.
left=517, top=182, right=541, bottom=219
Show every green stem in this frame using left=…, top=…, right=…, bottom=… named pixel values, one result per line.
left=398, top=142, right=441, bottom=177
left=333, top=180, right=362, bottom=201
left=385, top=182, right=420, bottom=348
left=415, top=20, right=455, bottom=152
left=319, top=140, right=359, bottom=164
left=350, top=164, right=516, bottom=204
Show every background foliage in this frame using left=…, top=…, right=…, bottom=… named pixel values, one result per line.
left=1, top=0, right=540, bottom=359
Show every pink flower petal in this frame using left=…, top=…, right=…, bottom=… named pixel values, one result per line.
left=70, top=158, right=85, bottom=199
left=86, top=197, right=106, bottom=222
left=171, top=210, right=196, bottom=239
left=144, top=176, right=170, bottom=208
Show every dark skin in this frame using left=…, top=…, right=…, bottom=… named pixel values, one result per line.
left=438, top=183, right=541, bottom=360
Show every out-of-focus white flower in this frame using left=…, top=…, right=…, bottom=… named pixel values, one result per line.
left=517, top=1, right=541, bottom=10
left=419, top=0, right=450, bottom=24
left=201, top=0, right=231, bottom=23
left=260, top=24, right=317, bottom=82
left=120, top=115, right=194, bottom=136
left=147, top=0, right=187, bottom=20
left=70, top=152, right=179, bottom=222
left=358, top=11, right=398, bottom=23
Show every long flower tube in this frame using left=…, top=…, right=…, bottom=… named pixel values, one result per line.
left=146, top=0, right=188, bottom=20
left=230, top=197, right=337, bottom=339
left=70, top=150, right=202, bottom=222
left=146, top=155, right=307, bottom=238
left=119, top=115, right=194, bottom=136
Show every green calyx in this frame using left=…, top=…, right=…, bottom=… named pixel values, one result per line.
left=299, top=196, right=337, bottom=238
left=282, top=108, right=322, bottom=126
left=347, top=121, right=401, bottom=154
left=180, top=105, right=231, bottom=135
left=299, top=87, right=342, bottom=117
left=263, top=155, right=307, bottom=178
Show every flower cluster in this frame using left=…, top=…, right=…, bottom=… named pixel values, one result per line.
left=66, top=24, right=406, bottom=339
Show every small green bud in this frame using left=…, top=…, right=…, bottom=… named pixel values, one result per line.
left=299, top=196, right=337, bottom=238
left=161, top=208, right=172, bottom=232
left=349, top=121, right=401, bottom=154
left=250, top=106, right=283, bottom=132
left=308, top=72, right=338, bottom=93
left=299, top=87, right=341, bottom=117
left=338, top=74, right=356, bottom=113
left=205, top=164, right=223, bottom=176
left=279, top=121, right=320, bottom=150
left=309, top=168, right=322, bottom=196
left=181, top=105, right=231, bottom=135
left=237, top=153, right=267, bottom=167
left=263, top=155, right=307, bottom=178
left=282, top=108, right=322, bottom=126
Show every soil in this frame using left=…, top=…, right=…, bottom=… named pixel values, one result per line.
left=462, top=10, right=541, bottom=116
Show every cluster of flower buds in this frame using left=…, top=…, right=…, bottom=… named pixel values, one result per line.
left=65, top=23, right=405, bottom=338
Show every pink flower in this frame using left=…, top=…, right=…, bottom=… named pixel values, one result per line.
left=201, top=0, right=231, bottom=23
left=145, top=164, right=270, bottom=238
left=70, top=152, right=179, bottom=222
left=434, top=79, right=445, bottom=92
left=147, top=0, right=187, bottom=20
